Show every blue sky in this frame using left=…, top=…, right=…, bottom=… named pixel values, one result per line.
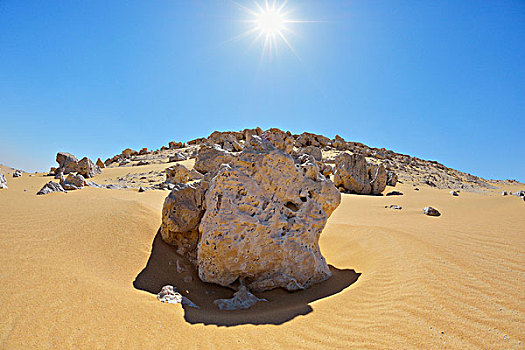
left=1, top=0, right=524, bottom=181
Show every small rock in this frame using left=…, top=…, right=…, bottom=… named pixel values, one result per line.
left=414, top=187, right=420, bottom=191
left=385, top=205, right=402, bottom=210
left=386, top=171, right=398, bottom=186
left=138, top=186, right=146, bottom=192
left=213, top=286, right=267, bottom=310
left=0, top=172, right=7, bottom=189
left=423, top=206, right=441, bottom=216
left=37, top=181, right=66, bottom=195
left=450, top=190, right=459, bottom=196
left=157, top=285, right=198, bottom=308
left=386, top=190, right=403, bottom=196
left=501, top=191, right=507, bottom=196
left=77, top=157, right=102, bottom=178
left=13, top=170, right=22, bottom=178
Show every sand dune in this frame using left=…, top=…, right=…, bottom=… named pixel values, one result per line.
left=0, top=170, right=523, bottom=349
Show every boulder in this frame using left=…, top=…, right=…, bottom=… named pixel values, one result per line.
left=332, top=135, right=348, bottom=150
left=423, top=207, right=441, bottom=217
left=77, top=157, right=102, bottom=178
left=261, top=128, right=294, bottom=154
left=193, top=145, right=235, bottom=175
left=206, top=132, right=243, bottom=152
left=56, top=152, right=79, bottom=174
left=122, top=148, right=138, bottom=158
left=333, top=153, right=387, bottom=195
left=386, top=171, right=398, bottom=186
left=139, top=148, right=149, bottom=155
left=61, top=174, right=86, bottom=190
left=37, top=181, right=66, bottom=195
left=161, top=138, right=341, bottom=292
left=13, top=170, right=22, bottom=178
left=0, top=172, right=7, bottom=189
left=96, top=158, right=105, bottom=169
left=169, top=153, right=187, bottom=162
left=300, top=145, right=322, bottom=161
left=166, top=164, right=203, bottom=184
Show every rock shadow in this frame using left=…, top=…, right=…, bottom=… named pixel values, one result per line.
left=133, top=230, right=361, bottom=326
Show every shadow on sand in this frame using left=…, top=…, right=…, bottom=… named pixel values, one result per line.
left=133, top=230, right=360, bottom=326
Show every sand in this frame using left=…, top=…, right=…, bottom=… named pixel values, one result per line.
left=0, top=168, right=523, bottom=349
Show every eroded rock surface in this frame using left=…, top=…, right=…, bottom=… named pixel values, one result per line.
left=333, top=153, right=387, bottom=195
left=56, top=152, right=79, bottom=174
left=160, top=138, right=341, bottom=293
left=214, top=286, right=267, bottom=310
left=77, top=157, right=102, bottom=178
left=166, top=164, right=203, bottom=184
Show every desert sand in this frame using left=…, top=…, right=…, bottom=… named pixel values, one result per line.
left=0, top=160, right=523, bottom=349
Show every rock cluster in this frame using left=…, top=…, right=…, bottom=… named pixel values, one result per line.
left=0, top=172, right=7, bottom=189
left=160, top=136, right=341, bottom=294
left=55, top=152, right=101, bottom=179
left=333, top=153, right=387, bottom=195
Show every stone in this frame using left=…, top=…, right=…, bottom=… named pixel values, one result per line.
left=37, top=181, right=66, bottom=195
left=56, top=152, right=79, bottom=174
left=333, top=153, right=387, bottom=195
left=138, top=186, right=146, bottom=192
left=77, top=157, right=102, bottom=178
left=450, top=190, right=459, bottom=196
left=193, top=145, right=235, bottom=175
left=139, top=147, right=149, bottom=155
left=386, top=171, right=398, bottom=186
left=119, top=159, right=131, bottom=166
left=386, top=191, right=403, bottom=196
left=135, top=160, right=149, bottom=166
left=122, top=148, right=137, bottom=158
left=86, top=181, right=105, bottom=188
left=169, top=141, right=184, bottom=149
left=13, top=170, right=22, bottom=178
left=0, top=172, right=7, bottom=189
left=206, top=132, right=243, bottom=152
left=169, top=153, right=187, bottom=162
left=166, top=164, right=203, bottom=184
left=515, top=190, right=525, bottom=197
left=61, top=174, right=86, bottom=190
left=385, top=205, right=402, bottom=210
left=261, top=128, right=294, bottom=154
left=501, top=191, right=507, bottom=196
left=213, top=286, right=267, bottom=310
left=300, top=146, right=322, bottom=161
left=96, top=158, right=105, bottom=169
left=157, top=285, right=199, bottom=308
left=423, top=207, right=441, bottom=217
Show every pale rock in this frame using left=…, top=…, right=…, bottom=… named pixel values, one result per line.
left=37, top=181, right=66, bottom=195
left=61, top=174, right=86, bottom=190
left=56, top=152, right=79, bottom=174
left=213, top=286, right=267, bottom=310
left=13, top=170, right=22, bottom=178
left=450, top=190, right=459, bottom=196
left=0, top=172, right=7, bottom=189
left=157, top=285, right=199, bottom=308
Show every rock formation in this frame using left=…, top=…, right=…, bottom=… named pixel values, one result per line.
left=165, top=164, right=203, bottom=184
left=333, top=153, right=387, bottom=195
left=77, top=157, right=102, bottom=178
left=56, top=152, right=79, bottom=174
left=37, top=181, right=66, bottom=195
left=386, top=171, right=398, bottom=186
left=0, top=172, right=7, bottom=189
left=160, top=136, right=341, bottom=293
left=96, top=158, right=105, bottom=169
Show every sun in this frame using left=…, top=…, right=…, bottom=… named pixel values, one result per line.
left=234, top=0, right=307, bottom=59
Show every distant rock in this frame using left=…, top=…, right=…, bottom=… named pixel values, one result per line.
left=96, top=158, right=105, bottom=169
left=77, top=157, right=102, bottom=178
left=56, top=152, right=79, bottom=174
left=450, top=190, right=459, bottom=196
left=139, top=147, right=149, bottom=155
left=193, top=145, right=235, bottom=175
left=122, top=148, right=138, bottom=158
left=385, top=205, right=402, bottom=210
left=168, top=141, right=184, bottom=149
left=501, top=191, right=507, bottom=196
left=119, top=159, right=131, bottom=166
left=13, top=170, right=22, bottom=178
left=0, top=172, right=7, bottom=189
left=386, top=171, right=398, bottom=186
left=414, top=187, right=420, bottom=191
left=515, top=190, right=525, bottom=197
left=61, top=174, right=86, bottom=190
left=423, top=206, right=441, bottom=217
left=138, top=186, right=146, bottom=192
left=333, top=153, right=387, bottom=195
left=169, top=153, right=187, bottom=162
left=386, top=190, right=403, bottom=196
left=214, top=286, right=267, bottom=310
left=135, top=160, right=149, bottom=166
left=37, top=181, right=66, bottom=195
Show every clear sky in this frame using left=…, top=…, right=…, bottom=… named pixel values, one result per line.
left=1, top=1, right=524, bottom=181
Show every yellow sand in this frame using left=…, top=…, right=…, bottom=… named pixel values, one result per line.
left=0, top=168, right=523, bottom=349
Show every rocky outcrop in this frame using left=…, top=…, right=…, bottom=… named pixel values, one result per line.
left=0, top=172, right=7, bottom=189
left=56, top=152, right=79, bottom=174
left=77, top=157, right=101, bottom=178
left=37, top=181, right=66, bottom=195
left=169, top=141, right=184, bottom=149
left=61, top=174, right=86, bottom=190
left=160, top=137, right=341, bottom=293
left=300, top=146, right=322, bottom=161
left=333, top=153, right=387, bottom=195
left=122, top=148, right=138, bottom=158
left=96, top=158, right=105, bottom=169
left=423, top=207, right=441, bottom=216
left=206, top=131, right=243, bottom=152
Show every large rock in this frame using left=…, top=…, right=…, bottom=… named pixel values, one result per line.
left=193, top=145, right=235, bottom=175
left=56, top=152, right=79, bottom=174
left=96, top=158, right=105, bottom=169
left=37, top=181, right=66, bottom=195
left=0, top=172, right=7, bottom=189
left=165, top=164, right=203, bottom=184
left=333, top=153, right=387, bottom=195
left=300, top=145, right=322, bottom=161
left=61, top=173, right=86, bottom=190
left=161, top=138, right=341, bottom=292
left=77, top=157, right=101, bottom=178
left=206, top=131, right=243, bottom=152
